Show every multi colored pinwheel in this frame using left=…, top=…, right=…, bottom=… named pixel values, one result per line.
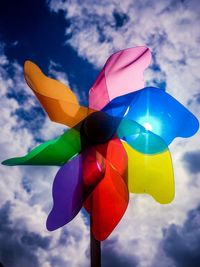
left=2, top=47, right=199, bottom=241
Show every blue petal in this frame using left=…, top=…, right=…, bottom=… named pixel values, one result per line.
left=103, top=87, right=199, bottom=147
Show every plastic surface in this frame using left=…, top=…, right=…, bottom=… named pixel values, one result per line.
left=82, top=147, right=105, bottom=188
left=123, top=142, right=174, bottom=204
left=24, top=61, right=90, bottom=127
left=2, top=47, right=199, bottom=241
left=84, top=138, right=128, bottom=240
left=47, top=155, right=84, bottom=231
left=89, top=46, right=151, bottom=110
left=2, top=128, right=81, bottom=166
left=103, top=87, right=199, bottom=146
left=117, top=119, right=168, bottom=154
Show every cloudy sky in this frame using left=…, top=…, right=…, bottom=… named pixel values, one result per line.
left=0, top=0, right=200, bottom=266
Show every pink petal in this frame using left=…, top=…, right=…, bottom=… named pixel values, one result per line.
left=89, top=46, right=152, bottom=110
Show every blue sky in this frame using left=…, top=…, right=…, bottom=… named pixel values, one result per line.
left=0, top=0, right=200, bottom=266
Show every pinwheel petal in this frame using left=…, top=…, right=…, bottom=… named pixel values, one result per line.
left=117, top=119, right=168, bottom=154
left=103, top=87, right=199, bottom=145
left=123, top=142, right=174, bottom=204
left=47, top=155, right=83, bottom=231
left=95, top=138, right=128, bottom=177
left=82, top=147, right=105, bottom=188
left=89, top=163, right=128, bottom=241
left=89, top=46, right=151, bottom=110
left=24, top=61, right=90, bottom=127
left=82, top=147, right=106, bottom=213
left=84, top=138, right=128, bottom=241
left=2, top=128, right=81, bottom=166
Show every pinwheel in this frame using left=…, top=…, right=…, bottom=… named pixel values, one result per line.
left=2, top=47, right=199, bottom=247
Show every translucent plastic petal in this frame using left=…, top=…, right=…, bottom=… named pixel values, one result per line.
left=47, top=155, right=83, bottom=231
left=24, top=61, right=90, bottom=127
left=82, top=147, right=105, bottom=188
left=89, top=164, right=128, bottom=241
left=89, top=46, right=151, bottom=110
left=123, top=142, right=174, bottom=204
left=84, top=138, right=128, bottom=241
left=2, top=128, right=81, bottom=166
left=82, top=147, right=106, bottom=214
left=103, top=87, right=199, bottom=145
left=95, top=138, right=128, bottom=177
left=117, top=119, right=168, bottom=154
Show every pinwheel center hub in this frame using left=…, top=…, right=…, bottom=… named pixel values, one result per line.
left=83, top=111, right=116, bottom=144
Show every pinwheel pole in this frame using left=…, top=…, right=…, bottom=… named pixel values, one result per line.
left=90, top=218, right=101, bottom=267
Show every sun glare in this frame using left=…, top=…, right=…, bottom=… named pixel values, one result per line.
left=143, top=122, right=153, bottom=131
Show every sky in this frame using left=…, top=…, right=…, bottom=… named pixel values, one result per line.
left=0, top=0, right=200, bottom=266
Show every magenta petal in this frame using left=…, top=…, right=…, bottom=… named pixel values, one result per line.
left=46, top=155, right=83, bottom=231
left=89, top=46, right=152, bottom=110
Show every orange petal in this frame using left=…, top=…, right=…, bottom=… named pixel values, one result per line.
left=24, top=61, right=90, bottom=127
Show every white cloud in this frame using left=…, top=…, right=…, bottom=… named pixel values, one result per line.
left=0, top=44, right=89, bottom=267
left=1, top=0, right=200, bottom=265
left=48, top=0, right=200, bottom=107
left=47, top=1, right=200, bottom=266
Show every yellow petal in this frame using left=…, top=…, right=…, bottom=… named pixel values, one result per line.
left=123, top=142, right=174, bottom=204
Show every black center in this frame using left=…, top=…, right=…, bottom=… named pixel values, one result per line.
left=83, top=111, right=116, bottom=144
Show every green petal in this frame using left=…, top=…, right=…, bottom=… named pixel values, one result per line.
left=2, top=128, right=81, bottom=166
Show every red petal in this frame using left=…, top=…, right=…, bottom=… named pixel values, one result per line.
left=84, top=138, right=129, bottom=240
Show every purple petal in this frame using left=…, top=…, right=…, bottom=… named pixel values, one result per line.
left=47, top=155, right=83, bottom=231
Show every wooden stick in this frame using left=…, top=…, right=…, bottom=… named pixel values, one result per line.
left=90, top=217, right=101, bottom=267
